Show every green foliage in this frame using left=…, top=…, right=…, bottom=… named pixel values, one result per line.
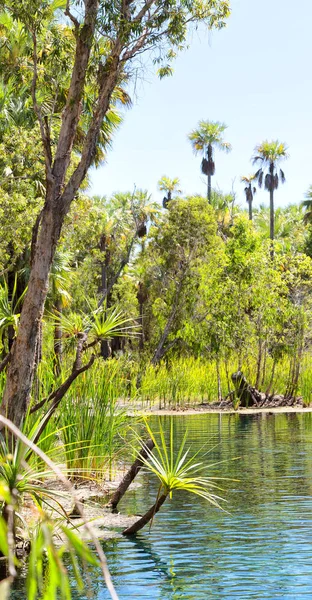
left=138, top=418, right=228, bottom=506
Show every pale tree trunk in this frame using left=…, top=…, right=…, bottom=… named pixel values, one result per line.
left=151, top=277, right=184, bottom=365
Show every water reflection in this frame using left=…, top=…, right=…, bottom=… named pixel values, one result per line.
left=12, top=413, right=312, bottom=599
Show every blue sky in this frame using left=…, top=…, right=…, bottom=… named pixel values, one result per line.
left=90, top=0, right=312, bottom=210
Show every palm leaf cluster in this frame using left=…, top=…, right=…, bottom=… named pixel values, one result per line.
left=252, top=140, right=288, bottom=192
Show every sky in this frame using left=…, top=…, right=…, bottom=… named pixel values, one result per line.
left=90, top=0, right=312, bottom=210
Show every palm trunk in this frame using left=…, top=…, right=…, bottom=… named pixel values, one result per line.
left=122, top=493, right=168, bottom=536
left=269, top=162, right=274, bottom=259
left=248, top=199, right=252, bottom=221
left=207, top=144, right=212, bottom=203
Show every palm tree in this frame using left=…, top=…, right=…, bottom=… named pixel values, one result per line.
left=188, top=120, right=231, bottom=203
left=252, top=140, right=288, bottom=257
left=302, top=186, right=312, bottom=224
left=158, top=176, right=181, bottom=208
left=241, top=175, right=257, bottom=221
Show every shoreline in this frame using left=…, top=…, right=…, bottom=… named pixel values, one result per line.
left=127, top=405, right=312, bottom=416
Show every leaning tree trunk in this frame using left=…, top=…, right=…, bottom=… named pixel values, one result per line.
left=122, top=492, right=168, bottom=536
left=108, top=439, right=155, bottom=510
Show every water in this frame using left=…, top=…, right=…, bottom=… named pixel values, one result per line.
left=14, top=413, right=312, bottom=598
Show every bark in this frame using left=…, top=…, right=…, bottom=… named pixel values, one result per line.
left=1, top=3, right=122, bottom=427
left=265, top=358, right=276, bottom=396
left=53, top=299, right=63, bottom=377
left=207, top=144, right=212, bottom=203
left=248, top=198, right=252, bottom=221
left=0, top=352, right=11, bottom=374
left=269, top=162, right=274, bottom=259
left=122, top=493, right=168, bottom=536
left=216, top=358, right=222, bottom=402
left=255, top=337, right=262, bottom=389
left=108, top=439, right=155, bottom=510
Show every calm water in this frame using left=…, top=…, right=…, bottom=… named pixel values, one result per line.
left=14, top=413, right=312, bottom=598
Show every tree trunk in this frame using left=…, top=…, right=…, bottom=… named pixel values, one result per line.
left=216, top=358, right=222, bottom=402
left=151, top=277, right=184, bottom=365
left=248, top=198, right=252, bottom=221
left=53, top=299, right=62, bottom=377
left=1, top=4, right=122, bottom=427
left=269, top=162, right=274, bottom=259
left=122, top=492, right=168, bottom=536
left=108, top=439, right=155, bottom=510
left=1, top=203, right=63, bottom=426
left=207, top=144, right=212, bottom=203
left=255, top=337, right=262, bottom=389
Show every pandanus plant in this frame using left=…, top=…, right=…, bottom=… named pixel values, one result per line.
left=241, top=175, right=257, bottom=221
left=188, top=120, right=231, bottom=203
left=252, top=140, right=288, bottom=256
left=123, top=418, right=229, bottom=536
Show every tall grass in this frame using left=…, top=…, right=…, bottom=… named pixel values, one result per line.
left=57, top=363, right=131, bottom=480
left=299, top=358, right=312, bottom=406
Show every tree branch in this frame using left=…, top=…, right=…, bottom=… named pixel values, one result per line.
left=30, top=31, right=53, bottom=181
left=65, top=0, right=80, bottom=30
left=32, top=354, right=96, bottom=441
left=0, top=351, right=11, bottom=374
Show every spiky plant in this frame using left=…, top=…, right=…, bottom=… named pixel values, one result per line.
left=241, top=174, right=257, bottom=221
left=188, top=120, right=231, bottom=203
left=123, top=418, right=230, bottom=535
left=252, top=140, right=288, bottom=256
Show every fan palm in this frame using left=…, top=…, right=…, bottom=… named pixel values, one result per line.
left=302, top=186, right=312, bottom=224
left=241, top=175, right=257, bottom=221
left=158, top=176, right=182, bottom=209
left=188, top=120, right=231, bottom=203
left=252, top=140, right=288, bottom=256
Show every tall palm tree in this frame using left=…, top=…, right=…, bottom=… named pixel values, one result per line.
left=158, top=176, right=181, bottom=208
left=188, top=120, right=231, bottom=203
left=252, top=140, right=288, bottom=257
left=302, top=186, right=312, bottom=224
left=241, top=175, right=257, bottom=221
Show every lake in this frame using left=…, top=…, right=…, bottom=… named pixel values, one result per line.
left=14, top=412, right=312, bottom=599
